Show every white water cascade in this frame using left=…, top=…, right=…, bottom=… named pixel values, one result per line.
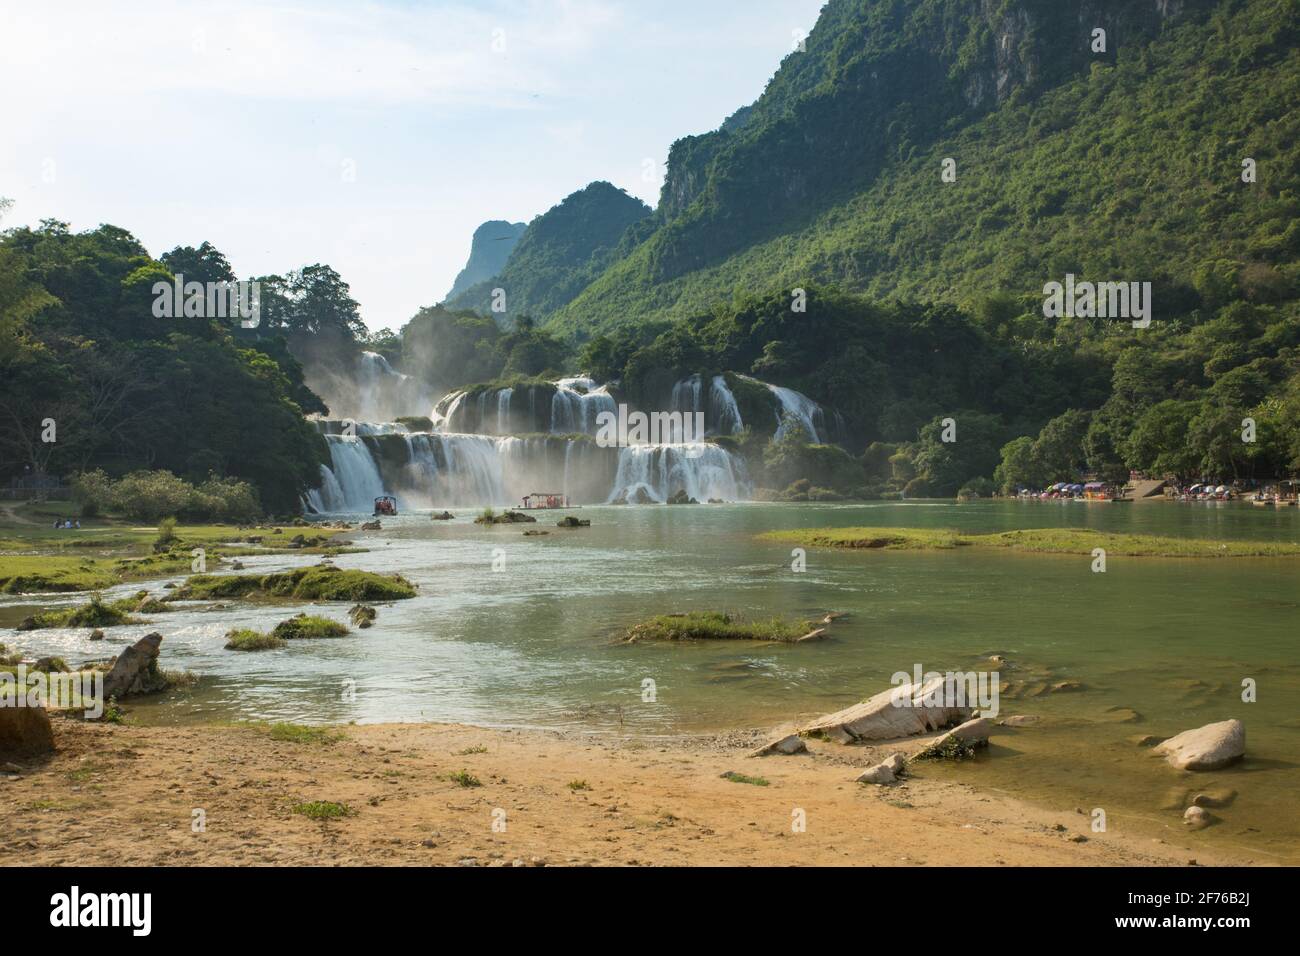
left=304, top=369, right=836, bottom=512
left=550, top=377, right=617, bottom=434
left=305, top=436, right=387, bottom=513
left=608, top=443, right=749, bottom=503
left=670, top=374, right=745, bottom=438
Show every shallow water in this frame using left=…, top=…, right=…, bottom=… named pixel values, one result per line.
left=4, top=500, right=1298, bottom=861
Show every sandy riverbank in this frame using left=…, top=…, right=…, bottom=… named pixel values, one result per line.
left=0, top=718, right=1250, bottom=867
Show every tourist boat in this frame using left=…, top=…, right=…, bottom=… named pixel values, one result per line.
left=373, top=495, right=398, bottom=517
left=520, top=492, right=569, bottom=510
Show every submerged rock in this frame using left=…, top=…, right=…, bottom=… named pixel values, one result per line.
left=1131, top=734, right=1165, bottom=747
left=348, top=605, right=377, bottom=629
left=431, top=511, right=455, bottom=521
left=998, top=714, right=1040, bottom=727
left=1102, top=706, right=1143, bottom=723
left=800, top=677, right=974, bottom=744
left=1191, top=788, right=1237, bottom=808
left=0, top=706, right=54, bottom=758
left=1153, top=719, right=1245, bottom=771
left=1183, top=806, right=1213, bottom=830
left=1049, top=680, right=1085, bottom=694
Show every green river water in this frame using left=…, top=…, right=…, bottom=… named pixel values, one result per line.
left=4, top=499, right=1297, bottom=861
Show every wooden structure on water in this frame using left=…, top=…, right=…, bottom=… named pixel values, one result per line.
left=520, top=492, right=569, bottom=510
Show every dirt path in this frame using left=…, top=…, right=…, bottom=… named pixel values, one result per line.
left=0, top=719, right=1248, bottom=867
left=0, top=504, right=38, bottom=527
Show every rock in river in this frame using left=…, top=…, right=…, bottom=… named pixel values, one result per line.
left=1183, top=806, right=1213, bottom=830
left=1153, top=719, right=1245, bottom=771
left=102, top=632, right=167, bottom=699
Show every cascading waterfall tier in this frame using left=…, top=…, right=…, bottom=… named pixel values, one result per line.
left=304, top=422, right=626, bottom=512
left=304, top=370, right=834, bottom=512
left=607, top=443, right=749, bottom=504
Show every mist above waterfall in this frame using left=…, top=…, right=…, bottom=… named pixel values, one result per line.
left=300, top=350, right=433, bottom=423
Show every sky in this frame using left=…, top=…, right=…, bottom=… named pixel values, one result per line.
left=0, top=0, right=826, bottom=332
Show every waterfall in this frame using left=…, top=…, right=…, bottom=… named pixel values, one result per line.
left=310, top=436, right=387, bottom=512
left=668, top=374, right=744, bottom=438
left=764, top=382, right=827, bottom=443
left=551, top=377, right=616, bottom=435
left=709, top=375, right=744, bottom=435
left=305, top=421, right=624, bottom=512
left=608, top=444, right=750, bottom=503
left=307, top=367, right=767, bottom=512
left=432, top=390, right=467, bottom=431
left=497, top=388, right=513, bottom=434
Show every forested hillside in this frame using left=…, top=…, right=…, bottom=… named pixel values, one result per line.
left=549, top=0, right=1297, bottom=334
left=0, top=217, right=352, bottom=514
left=447, top=182, right=651, bottom=326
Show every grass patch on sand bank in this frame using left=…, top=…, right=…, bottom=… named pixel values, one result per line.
left=721, top=771, right=770, bottom=786
left=759, top=527, right=1300, bottom=558
left=0, top=512, right=355, bottom=595
left=623, top=611, right=815, bottom=643
left=265, top=722, right=345, bottom=745
left=171, top=565, right=416, bottom=602
left=291, top=800, right=353, bottom=820
left=0, top=555, right=119, bottom=594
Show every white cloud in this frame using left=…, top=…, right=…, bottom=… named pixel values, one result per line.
left=0, top=0, right=622, bottom=109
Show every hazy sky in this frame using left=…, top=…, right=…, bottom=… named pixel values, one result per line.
left=0, top=0, right=825, bottom=332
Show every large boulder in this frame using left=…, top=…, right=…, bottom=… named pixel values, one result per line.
left=1153, top=719, right=1245, bottom=771
left=800, top=677, right=973, bottom=744
left=102, top=632, right=166, bottom=700
left=0, top=705, right=55, bottom=757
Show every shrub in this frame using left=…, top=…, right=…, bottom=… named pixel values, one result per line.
left=70, top=468, right=262, bottom=523
left=155, top=517, right=178, bottom=549
left=957, top=476, right=997, bottom=500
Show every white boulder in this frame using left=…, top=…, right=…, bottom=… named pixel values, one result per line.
left=1153, top=719, right=1245, bottom=771
left=801, top=677, right=973, bottom=743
